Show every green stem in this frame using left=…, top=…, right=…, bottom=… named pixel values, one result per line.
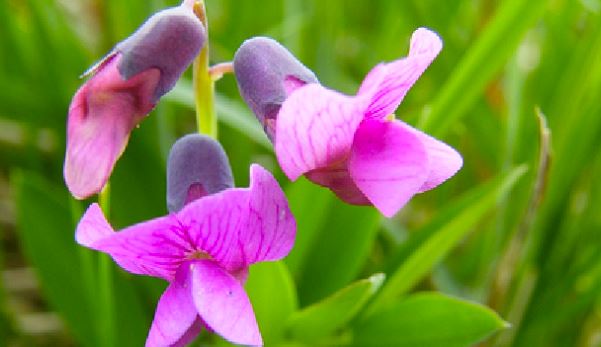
left=192, top=0, right=217, bottom=138
left=71, top=198, right=98, bottom=341
left=98, top=183, right=115, bottom=347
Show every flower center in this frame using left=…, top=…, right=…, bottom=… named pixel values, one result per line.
left=186, top=250, right=212, bottom=260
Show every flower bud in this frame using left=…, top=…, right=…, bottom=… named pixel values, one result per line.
left=234, top=37, right=318, bottom=139
left=167, top=134, right=234, bottom=213
left=116, top=5, right=206, bottom=100
left=64, top=2, right=206, bottom=200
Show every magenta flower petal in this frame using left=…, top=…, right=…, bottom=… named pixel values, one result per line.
left=146, top=265, right=200, bottom=347
left=176, top=164, right=296, bottom=270
left=357, top=27, right=442, bottom=119
left=243, top=164, right=297, bottom=263
left=74, top=203, right=114, bottom=247
left=190, top=260, right=262, bottom=346
left=77, top=163, right=295, bottom=345
left=77, top=165, right=295, bottom=283
left=174, top=189, right=251, bottom=273
left=275, top=84, right=367, bottom=180
left=411, top=128, right=464, bottom=193
left=64, top=55, right=160, bottom=199
left=349, top=119, right=429, bottom=217
left=76, top=203, right=182, bottom=281
left=304, top=162, right=370, bottom=206
left=170, top=319, right=202, bottom=347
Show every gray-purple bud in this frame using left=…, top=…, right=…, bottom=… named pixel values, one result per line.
left=167, top=134, right=234, bottom=213
left=116, top=4, right=206, bottom=101
left=234, top=37, right=318, bottom=140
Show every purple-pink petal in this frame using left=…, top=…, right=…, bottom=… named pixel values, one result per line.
left=176, top=164, right=296, bottom=271
left=408, top=127, right=464, bottom=193
left=76, top=163, right=294, bottom=346
left=275, top=84, right=368, bottom=180
left=146, top=265, right=200, bottom=347
left=358, top=27, right=442, bottom=119
left=349, top=119, right=429, bottom=217
left=170, top=319, right=202, bottom=347
left=242, top=164, right=296, bottom=263
left=77, top=164, right=295, bottom=283
left=268, top=27, right=460, bottom=217
left=75, top=203, right=114, bottom=247
left=64, top=54, right=160, bottom=200
left=76, top=203, right=184, bottom=281
left=189, top=260, right=262, bottom=346
left=305, top=162, right=370, bottom=206
left=175, top=188, right=250, bottom=273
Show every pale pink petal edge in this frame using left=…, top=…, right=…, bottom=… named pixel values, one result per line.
left=75, top=203, right=114, bottom=247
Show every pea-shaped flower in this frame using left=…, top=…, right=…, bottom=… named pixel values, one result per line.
left=235, top=28, right=462, bottom=217
left=64, top=0, right=206, bottom=200
left=76, top=135, right=296, bottom=347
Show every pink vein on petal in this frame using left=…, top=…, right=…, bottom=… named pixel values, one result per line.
left=357, top=27, right=442, bottom=119
left=275, top=84, right=367, bottom=180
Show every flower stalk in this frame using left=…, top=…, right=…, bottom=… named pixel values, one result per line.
left=98, top=183, right=115, bottom=347
left=209, top=62, right=234, bottom=81
left=192, top=0, right=218, bottom=138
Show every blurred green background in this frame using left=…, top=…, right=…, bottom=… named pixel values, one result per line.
left=1, top=0, right=600, bottom=346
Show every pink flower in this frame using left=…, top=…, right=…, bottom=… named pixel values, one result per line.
left=274, top=28, right=463, bottom=217
left=64, top=1, right=205, bottom=199
left=76, top=164, right=295, bottom=346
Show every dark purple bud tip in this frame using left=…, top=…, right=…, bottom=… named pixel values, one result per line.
left=233, top=37, right=318, bottom=140
left=167, top=134, right=234, bottom=213
left=116, top=4, right=206, bottom=101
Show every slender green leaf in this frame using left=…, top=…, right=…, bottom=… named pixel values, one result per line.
left=284, top=177, right=334, bottom=277
left=297, top=201, right=381, bottom=305
left=353, top=293, right=509, bottom=347
left=0, top=232, right=16, bottom=345
left=245, top=261, right=298, bottom=345
left=12, top=170, right=96, bottom=346
left=287, top=273, right=384, bottom=343
left=368, top=165, right=527, bottom=314
left=531, top=19, right=601, bottom=261
left=11, top=170, right=150, bottom=347
left=419, top=0, right=548, bottom=137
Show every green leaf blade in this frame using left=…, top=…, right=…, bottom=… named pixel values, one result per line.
left=12, top=170, right=152, bottom=347
left=353, top=293, right=509, bottom=347
left=245, top=261, right=298, bottom=345
left=12, top=170, right=96, bottom=347
left=369, top=165, right=527, bottom=314
left=296, top=201, right=381, bottom=305
left=287, top=273, right=384, bottom=343
left=419, top=0, right=549, bottom=137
